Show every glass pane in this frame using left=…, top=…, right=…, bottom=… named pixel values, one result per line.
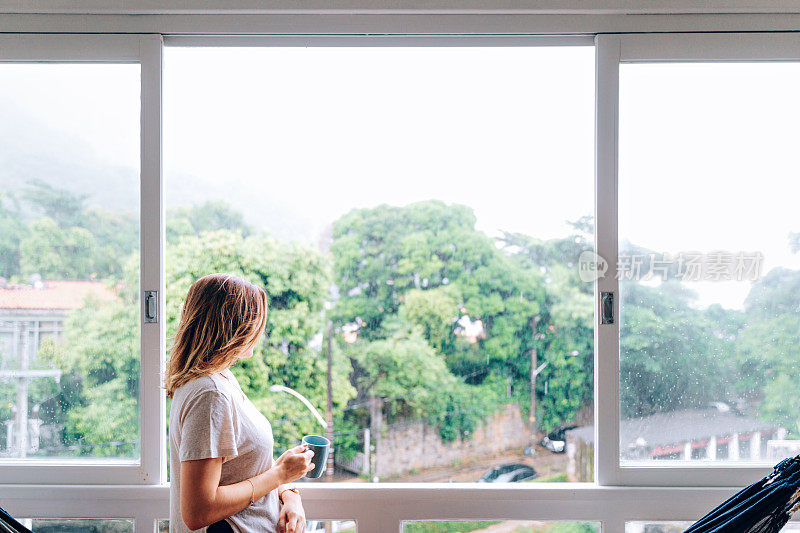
left=165, top=46, right=594, bottom=483
left=625, top=524, right=693, bottom=533
left=0, top=64, right=140, bottom=460
left=628, top=521, right=800, bottom=532
left=22, top=519, right=133, bottom=532
left=403, top=522, right=600, bottom=532
left=158, top=520, right=355, bottom=531
left=626, top=523, right=800, bottom=533
left=618, top=63, right=800, bottom=464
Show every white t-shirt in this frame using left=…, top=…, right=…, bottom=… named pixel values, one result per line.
left=169, top=369, right=280, bottom=533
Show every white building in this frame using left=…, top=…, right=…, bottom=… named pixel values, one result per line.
left=0, top=279, right=115, bottom=457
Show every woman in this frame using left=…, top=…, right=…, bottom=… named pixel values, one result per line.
left=166, top=273, right=314, bottom=533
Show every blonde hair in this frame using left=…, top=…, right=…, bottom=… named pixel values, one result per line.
left=165, top=273, right=268, bottom=397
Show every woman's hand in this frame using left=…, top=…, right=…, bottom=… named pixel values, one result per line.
left=274, top=443, right=314, bottom=484
left=278, top=492, right=306, bottom=533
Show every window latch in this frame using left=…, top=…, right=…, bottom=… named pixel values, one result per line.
left=144, top=290, right=158, bottom=324
left=601, top=291, right=614, bottom=325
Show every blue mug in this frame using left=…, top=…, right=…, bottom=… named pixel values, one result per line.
left=302, top=435, right=330, bottom=479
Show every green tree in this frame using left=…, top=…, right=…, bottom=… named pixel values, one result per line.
left=331, top=200, right=553, bottom=436
left=500, top=219, right=594, bottom=432
left=534, top=264, right=594, bottom=431
left=23, top=178, right=88, bottom=229
left=736, top=311, right=800, bottom=434
left=399, top=286, right=461, bottom=355
left=19, top=218, right=98, bottom=279
left=12, top=181, right=138, bottom=280
left=40, top=257, right=140, bottom=457
left=82, top=208, right=139, bottom=279
left=167, top=201, right=252, bottom=243
left=0, top=191, right=28, bottom=277
left=346, top=321, right=455, bottom=417
left=619, top=281, right=739, bottom=418
left=342, top=320, right=500, bottom=442
left=738, top=266, right=800, bottom=433
left=744, top=267, right=800, bottom=319
left=331, top=200, right=484, bottom=338
left=332, top=200, right=544, bottom=383
left=500, top=215, right=594, bottom=269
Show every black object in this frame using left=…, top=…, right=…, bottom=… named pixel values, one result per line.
left=0, top=506, right=32, bottom=533
left=302, top=435, right=331, bottom=479
left=541, top=425, right=579, bottom=454
left=685, top=454, right=800, bottom=533
left=477, top=463, right=538, bottom=483
left=208, top=520, right=234, bottom=532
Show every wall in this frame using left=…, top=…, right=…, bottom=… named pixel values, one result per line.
left=375, top=403, right=529, bottom=478
left=566, top=431, right=594, bottom=482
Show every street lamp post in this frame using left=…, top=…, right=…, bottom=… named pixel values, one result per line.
left=269, top=385, right=328, bottom=430
left=325, top=321, right=334, bottom=480
left=269, top=384, right=333, bottom=532
left=530, top=316, right=546, bottom=444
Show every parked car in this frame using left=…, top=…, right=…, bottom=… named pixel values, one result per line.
left=540, top=425, right=578, bottom=453
left=477, top=463, right=537, bottom=483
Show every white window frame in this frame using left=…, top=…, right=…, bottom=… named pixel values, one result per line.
left=0, top=20, right=799, bottom=533
left=600, top=31, right=800, bottom=489
left=0, top=33, right=165, bottom=486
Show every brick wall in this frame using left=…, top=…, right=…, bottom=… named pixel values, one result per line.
left=374, top=403, right=529, bottom=478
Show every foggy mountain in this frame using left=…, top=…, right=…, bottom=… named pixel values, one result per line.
left=0, top=100, right=318, bottom=243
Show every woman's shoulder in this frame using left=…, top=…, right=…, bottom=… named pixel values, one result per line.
left=171, top=375, right=241, bottom=429
left=173, top=373, right=232, bottom=403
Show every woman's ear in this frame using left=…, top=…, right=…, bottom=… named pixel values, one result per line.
left=240, top=345, right=255, bottom=359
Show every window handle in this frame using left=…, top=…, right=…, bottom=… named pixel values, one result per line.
left=601, top=291, right=614, bottom=325
left=144, top=290, right=158, bottom=324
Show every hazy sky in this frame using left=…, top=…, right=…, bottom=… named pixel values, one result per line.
left=0, top=63, right=140, bottom=168
left=620, top=62, right=800, bottom=308
left=1, top=48, right=799, bottom=309
left=162, top=46, right=595, bottom=243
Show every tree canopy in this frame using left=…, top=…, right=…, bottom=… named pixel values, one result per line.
left=2, top=180, right=799, bottom=463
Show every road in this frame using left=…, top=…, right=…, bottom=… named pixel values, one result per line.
left=329, top=445, right=568, bottom=483
left=390, top=445, right=567, bottom=483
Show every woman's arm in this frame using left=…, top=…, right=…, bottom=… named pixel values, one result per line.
left=180, top=444, right=313, bottom=531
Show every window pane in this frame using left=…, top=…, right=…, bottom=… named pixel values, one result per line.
left=617, top=63, right=800, bottom=464
left=626, top=523, right=800, bottom=533
left=628, top=523, right=800, bottom=533
left=22, top=519, right=133, bottom=532
left=0, top=64, right=140, bottom=460
left=402, top=521, right=600, bottom=532
left=158, top=520, right=355, bottom=531
left=625, top=523, right=693, bottom=533
left=165, top=46, right=594, bottom=483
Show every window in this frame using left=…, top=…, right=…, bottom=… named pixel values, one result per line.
left=1, top=24, right=800, bottom=533
left=164, top=44, right=594, bottom=484
left=626, top=523, right=800, bottom=533
left=0, top=34, right=161, bottom=487
left=21, top=519, right=133, bottom=532
left=403, top=522, right=600, bottom=532
left=158, top=519, right=355, bottom=531
left=0, top=63, right=141, bottom=461
left=618, top=62, right=800, bottom=467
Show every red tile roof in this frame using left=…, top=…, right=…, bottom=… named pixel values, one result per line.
left=0, top=281, right=117, bottom=310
